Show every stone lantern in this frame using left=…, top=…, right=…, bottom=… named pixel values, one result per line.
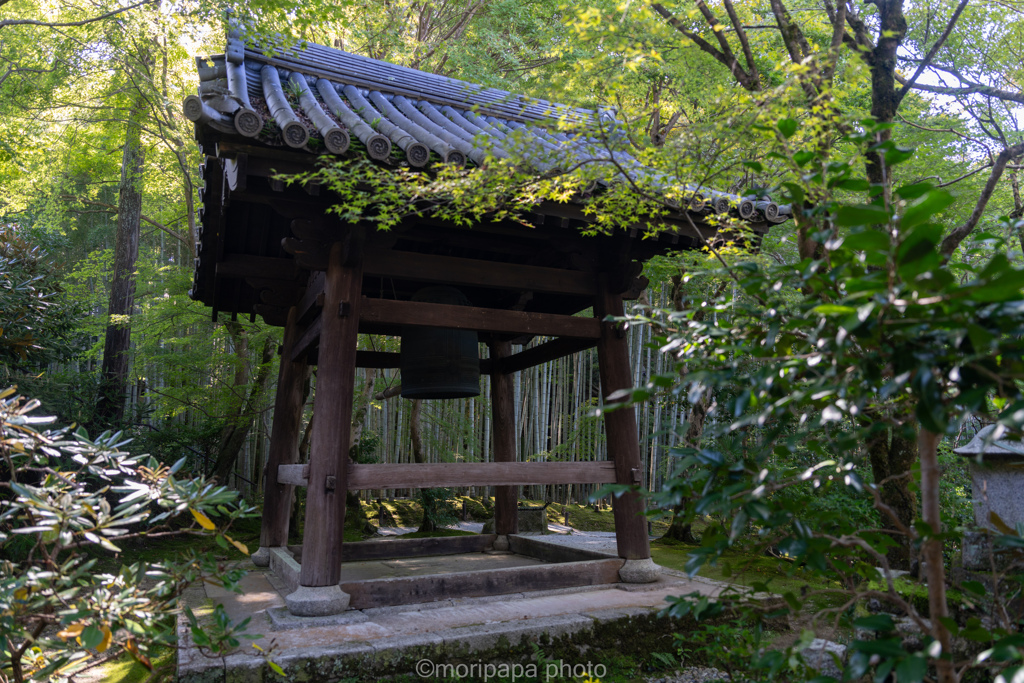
left=954, top=425, right=1024, bottom=529
left=954, top=425, right=1024, bottom=568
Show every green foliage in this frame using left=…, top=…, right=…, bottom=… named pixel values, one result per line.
left=0, top=388, right=259, bottom=681
left=418, top=487, right=459, bottom=531
left=0, top=226, right=87, bottom=379
left=616, top=124, right=1024, bottom=681
left=674, top=618, right=769, bottom=679
left=937, top=444, right=970, bottom=544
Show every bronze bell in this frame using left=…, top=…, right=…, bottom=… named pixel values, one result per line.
left=400, top=286, right=481, bottom=399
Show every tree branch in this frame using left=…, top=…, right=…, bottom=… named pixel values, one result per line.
left=896, top=0, right=969, bottom=104
left=0, top=0, right=154, bottom=31
left=650, top=3, right=758, bottom=90
left=770, top=0, right=811, bottom=64
left=896, top=73, right=1024, bottom=106
left=409, top=0, right=485, bottom=70
left=822, top=0, right=847, bottom=82
left=62, top=197, right=190, bottom=247
left=939, top=141, right=1024, bottom=258
left=722, top=0, right=758, bottom=84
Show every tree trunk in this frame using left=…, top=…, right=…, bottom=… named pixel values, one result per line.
left=868, top=427, right=918, bottom=569
left=290, top=398, right=314, bottom=543
left=664, top=273, right=708, bottom=543
left=94, top=102, right=145, bottom=429
left=347, top=367, right=377, bottom=535
left=409, top=398, right=440, bottom=533
left=664, top=393, right=708, bottom=543
left=919, top=428, right=955, bottom=683
left=864, top=1, right=907, bottom=195
left=211, top=330, right=275, bottom=483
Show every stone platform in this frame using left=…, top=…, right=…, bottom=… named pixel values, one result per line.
left=177, top=536, right=735, bottom=682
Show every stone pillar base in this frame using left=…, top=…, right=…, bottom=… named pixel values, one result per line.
left=619, top=558, right=660, bottom=583
left=285, top=585, right=351, bottom=616
left=492, top=534, right=510, bottom=551
left=251, top=546, right=272, bottom=567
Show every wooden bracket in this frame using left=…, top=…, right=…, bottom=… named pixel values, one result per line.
left=631, top=468, right=642, bottom=484
left=338, top=301, right=351, bottom=318
left=282, top=237, right=329, bottom=271
left=325, top=475, right=337, bottom=491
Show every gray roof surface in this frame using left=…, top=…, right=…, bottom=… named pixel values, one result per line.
left=954, top=424, right=1024, bottom=459
left=184, top=32, right=789, bottom=224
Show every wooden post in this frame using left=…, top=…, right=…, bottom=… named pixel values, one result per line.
left=489, top=340, right=518, bottom=537
left=254, top=306, right=308, bottom=564
left=299, top=240, right=363, bottom=587
left=594, top=278, right=651, bottom=561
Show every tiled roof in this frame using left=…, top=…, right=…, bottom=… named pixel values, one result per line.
left=184, top=32, right=790, bottom=224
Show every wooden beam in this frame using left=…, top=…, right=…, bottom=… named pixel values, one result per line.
left=490, top=340, right=518, bottom=536
left=508, top=535, right=614, bottom=562
left=258, top=307, right=308, bottom=550
left=363, top=248, right=595, bottom=295
left=290, top=315, right=321, bottom=362
left=216, top=254, right=300, bottom=281
left=217, top=140, right=315, bottom=166
left=360, top=298, right=600, bottom=339
left=354, top=350, right=495, bottom=374
left=496, top=337, right=598, bottom=374
left=297, top=271, right=325, bottom=325
left=223, top=189, right=330, bottom=219
left=277, top=463, right=310, bottom=486
left=341, top=558, right=624, bottom=609
left=298, top=243, right=363, bottom=588
left=595, top=277, right=651, bottom=562
left=341, top=535, right=495, bottom=562
left=355, top=350, right=401, bottom=369
left=258, top=288, right=301, bottom=308
left=277, top=461, right=617, bottom=489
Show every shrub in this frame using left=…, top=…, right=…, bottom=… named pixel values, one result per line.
left=0, top=388, right=257, bottom=681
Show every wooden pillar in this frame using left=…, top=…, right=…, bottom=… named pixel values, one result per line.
left=489, top=340, right=518, bottom=536
left=594, top=277, right=651, bottom=561
left=256, top=306, right=308, bottom=559
left=299, top=240, right=363, bottom=587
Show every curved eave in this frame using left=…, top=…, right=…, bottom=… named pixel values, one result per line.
left=184, top=36, right=791, bottom=227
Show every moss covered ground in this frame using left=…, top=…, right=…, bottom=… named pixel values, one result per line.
left=651, top=537, right=847, bottom=611
left=359, top=495, right=673, bottom=536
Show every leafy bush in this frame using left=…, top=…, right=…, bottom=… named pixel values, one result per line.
left=0, top=225, right=87, bottom=380
left=418, top=487, right=459, bottom=532
left=619, top=121, right=1024, bottom=682
left=0, top=388, right=257, bottom=681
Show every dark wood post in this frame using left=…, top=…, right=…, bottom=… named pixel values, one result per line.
left=594, top=277, right=651, bottom=561
left=254, top=306, right=308, bottom=564
left=488, top=340, right=518, bottom=537
left=299, top=240, right=363, bottom=587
